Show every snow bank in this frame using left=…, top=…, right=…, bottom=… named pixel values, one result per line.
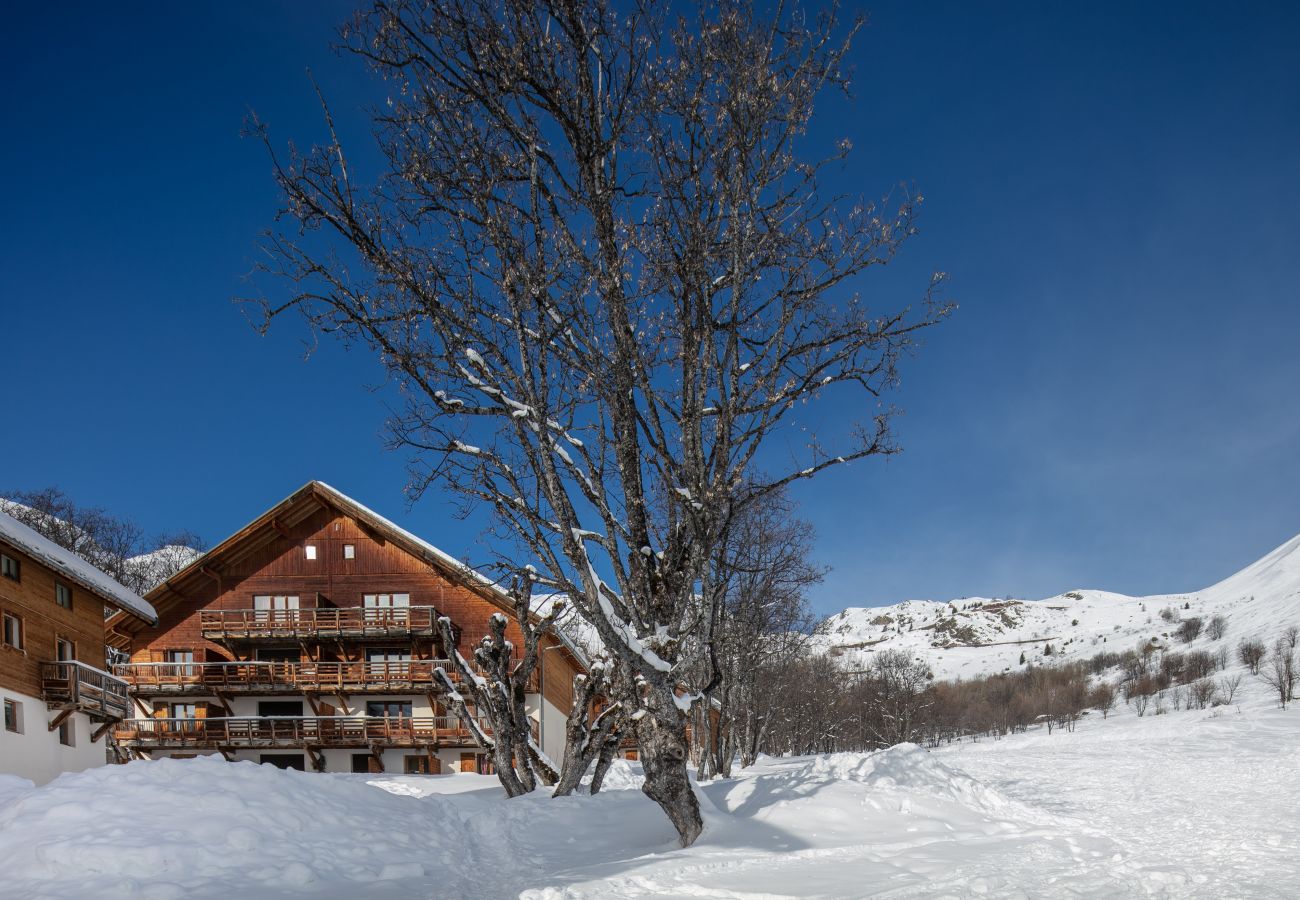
left=0, top=774, right=33, bottom=808
left=0, top=757, right=500, bottom=899
left=789, top=743, right=1031, bottom=818
left=4, top=704, right=1300, bottom=898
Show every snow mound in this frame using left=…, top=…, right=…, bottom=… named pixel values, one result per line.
left=584, top=758, right=644, bottom=792
left=789, top=744, right=1032, bottom=820
left=0, top=756, right=494, bottom=899
left=0, top=774, right=33, bottom=808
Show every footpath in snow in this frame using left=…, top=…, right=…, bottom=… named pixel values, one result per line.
left=1, top=695, right=1297, bottom=899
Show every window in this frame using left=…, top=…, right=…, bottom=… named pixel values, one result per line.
left=0, top=553, right=18, bottom=581
left=4, top=699, right=21, bottom=733
left=365, top=648, right=412, bottom=663
left=363, top=593, right=411, bottom=608
left=58, top=718, right=74, bottom=747
left=259, top=754, right=305, bottom=770
left=304, top=545, right=317, bottom=560
left=366, top=701, right=412, bottom=719
left=166, top=649, right=195, bottom=676
left=55, top=637, right=75, bottom=662
left=170, top=703, right=198, bottom=720
left=54, top=583, right=72, bottom=610
left=343, top=544, right=356, bottom=560
left=258, top=701, right=304, bottom=717
left=404, top=755, right=437, bottom=775
left=253, top=595, right=299, bottom=621
left=2, top=613, right=22, bottom=650
left=352, top=753, right=380, bottom=774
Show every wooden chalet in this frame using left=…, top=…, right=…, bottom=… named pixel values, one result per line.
left=0, top=509, right=158, bottom=785
left=106, top=481, right=587, bottom=774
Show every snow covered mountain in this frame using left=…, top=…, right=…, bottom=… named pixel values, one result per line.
left=817, top=532, right=1300, bottom=682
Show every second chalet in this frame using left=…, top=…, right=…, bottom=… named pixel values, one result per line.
left=107, top=481, right=586, bottom=775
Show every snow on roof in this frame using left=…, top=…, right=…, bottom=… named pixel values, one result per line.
left=0, top=509, right=158, bottom=624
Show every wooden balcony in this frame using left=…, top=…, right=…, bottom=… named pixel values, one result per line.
left=113, top=715, right=495, bottom=750
left=42, top=661, right=131, bottom=720
left=199, top=606, right=441, bottom=641
left=116, top=660, right=464, bottom=695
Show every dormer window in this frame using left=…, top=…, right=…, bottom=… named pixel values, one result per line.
left=304, top=545, right=317, bottom=560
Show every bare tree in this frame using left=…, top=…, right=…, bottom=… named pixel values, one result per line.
left=862, top=650, right=933, bottom=746
left=1217, top=673, right=1242, bottom=706
left=1090, top=682, right=1116, bottom=719
left=1260, top=633, right=1297, bottom=709
left=248, top=0, right=948, bottom=846
left=1205, top=615, right=1228, bottom=641
left=552, top=660, right=627, bottom=797
left=434, top=591, right=562, bottom=796
left=694, top=487, right=822, bottom=778
left=1187, top=677, right=1218, bottom=710
left=1237, top=639, right=1267, bottom=675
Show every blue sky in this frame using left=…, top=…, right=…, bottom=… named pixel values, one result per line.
left=2, top=2, right=1297, bottom=614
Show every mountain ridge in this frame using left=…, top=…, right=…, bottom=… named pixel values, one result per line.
left=816, top=532, right=1300, bottom=682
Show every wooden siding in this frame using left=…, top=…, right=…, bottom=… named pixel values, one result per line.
left=128, top=504, right=584, bottom=698
left=0, top=538, right=112, bottom=699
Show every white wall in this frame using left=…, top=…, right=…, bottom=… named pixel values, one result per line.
left=0, top=688, right=111, bottom=785
left=536, top=693, right=569, bottom=763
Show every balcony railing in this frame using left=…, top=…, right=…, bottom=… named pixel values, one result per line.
left=199, top=607, right=442, bottom=640
left=112, top=715, right=501, bottom=749
left=42, top=661, right=131, bottom=720
left=116, top=660, right=464, bottom=694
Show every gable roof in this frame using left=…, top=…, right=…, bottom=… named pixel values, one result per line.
left=109, top=481, right=587, bottom=668
left=0, top=509, right=158, bottom=624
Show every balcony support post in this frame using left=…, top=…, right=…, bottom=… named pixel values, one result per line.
left=213, top=690, right=235, bottom=716
left=47, top=707, right=75, bottom=732
left=305, top=744, right=325, bottom=772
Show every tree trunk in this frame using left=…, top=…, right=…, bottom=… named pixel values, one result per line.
left=635, top=679, right=703, bottom=847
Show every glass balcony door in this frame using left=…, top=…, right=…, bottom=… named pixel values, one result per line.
left=253, top=595, right=299, bottom=624
left=362, top=593, right=410, bottom=626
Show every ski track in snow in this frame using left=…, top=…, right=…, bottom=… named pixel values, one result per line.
left=1, top=685, right=1298, bottom=899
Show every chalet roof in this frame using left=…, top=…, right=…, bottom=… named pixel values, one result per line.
left=111, top=481, right=588, bottom=669
left=0, top=509, right=158, bottom=624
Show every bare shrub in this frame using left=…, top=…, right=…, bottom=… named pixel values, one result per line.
left=1206, top=615, right=1228, bottom=641
left=1260, top=633, right=1297, bottom=709
left=1188, top=678, right=1218, bottom=710
left=1176, top=617, right=1204, bottom=643
left=1238, top=639, right=1267, bottom=675
left=1217, top=673, right=1242, bottom=706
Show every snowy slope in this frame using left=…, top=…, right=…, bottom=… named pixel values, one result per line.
left=1, top=682, right=1297, bottom=898
left=818, top=533, right=1300, bottom=681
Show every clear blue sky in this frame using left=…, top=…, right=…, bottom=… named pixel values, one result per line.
left=3, top=2, right=1298, bottom=615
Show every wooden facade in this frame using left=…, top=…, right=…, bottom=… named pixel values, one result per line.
left=107, top=482, right=585, bottom=773
left=0, top=513, right=156, bottom=782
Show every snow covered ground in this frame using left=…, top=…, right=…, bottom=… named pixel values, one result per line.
left=2, top=682, right=1297, bottom=899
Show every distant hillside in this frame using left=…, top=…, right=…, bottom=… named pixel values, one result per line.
left=816, top=533, right=1300, bottom=682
